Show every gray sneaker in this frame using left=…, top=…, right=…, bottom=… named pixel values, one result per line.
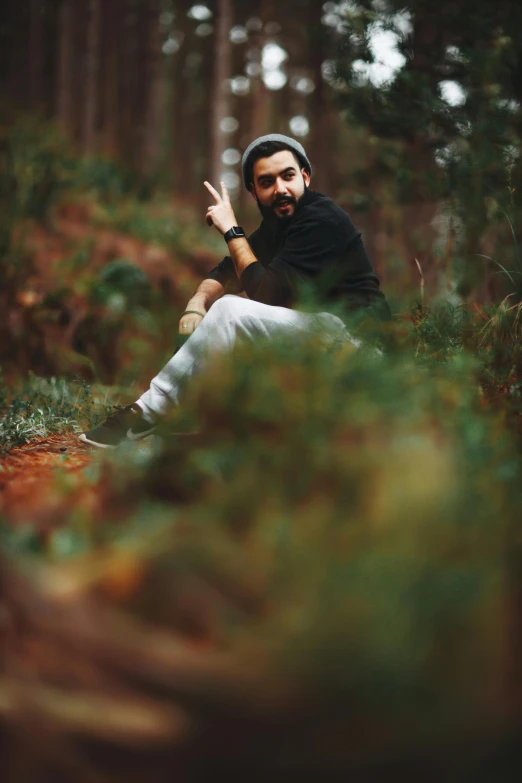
left=79, top=404, right=157, bottom=449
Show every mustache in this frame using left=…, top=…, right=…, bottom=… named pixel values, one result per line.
left=272, top=195, right=297, bottom=208
left=255, top=185, right=308, bottom=224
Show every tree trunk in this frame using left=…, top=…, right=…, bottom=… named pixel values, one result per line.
left=56, top=0, right=74, bottom=138
left=101, top=0, right=121, bottom=157
left=28, top=0, right=44, bottom=109
left=141, top=0, right=166, bottom=181
left=308, top=0, right=333, bottom=195
left=83, top=0, right=101, bottom=156
left=120, top=0, right=140, bottom=167
left=170, top=0, right=197, bottom=196
left=210, top=0, right=232, bottom=187
left=399, top=9, right=445, bottom=292
left=2, top=3, right=30, bottom=110
left=249, top=0, right=275, bottom=143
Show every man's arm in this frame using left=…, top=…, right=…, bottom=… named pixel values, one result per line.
left=204, top=181, right=260, bottom=278
left=181, top=178, right=253, bottom=336
left=179, top=278, right=224, bottom=335
left=226, top=236, right=258, bottom=278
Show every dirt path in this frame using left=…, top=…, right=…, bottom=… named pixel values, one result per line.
left=0, top=433, right=94, bottom=526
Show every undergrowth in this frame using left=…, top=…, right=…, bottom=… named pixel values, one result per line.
left=2, top=298, right=522, bottom=455
left=2, top=334, right=521, bottom=742
left=1, top=293, right=522, bottom=756
left=0, top=373, right=112, bottom=454
left=90, top=195, right=225, bottom=258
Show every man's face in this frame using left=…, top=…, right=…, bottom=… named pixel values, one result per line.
left=249, top=150, right=311, bottom=222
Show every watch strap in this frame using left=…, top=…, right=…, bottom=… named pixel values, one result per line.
left=224, top=226, right=246, bottom=243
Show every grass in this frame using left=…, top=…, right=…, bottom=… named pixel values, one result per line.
left=0, top=373, right=118, bottom=454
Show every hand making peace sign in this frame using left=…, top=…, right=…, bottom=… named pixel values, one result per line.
left=204, top=180, right=238, bottom=236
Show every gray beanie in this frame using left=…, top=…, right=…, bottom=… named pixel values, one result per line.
left=241, top=134, right=312, bottom=189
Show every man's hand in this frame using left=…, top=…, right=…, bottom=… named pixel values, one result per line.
left=179, top=309, right=205, bottom=336
left=204, top=180, right=237, bottom=235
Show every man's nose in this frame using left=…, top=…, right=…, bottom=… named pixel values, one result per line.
left=274, top=177, right=289, bottom=194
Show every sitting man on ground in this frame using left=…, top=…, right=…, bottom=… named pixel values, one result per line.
left=80, top=134, right=391, bottom=448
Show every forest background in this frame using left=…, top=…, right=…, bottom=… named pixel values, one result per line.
left=2, top=1, right=522, bottom=781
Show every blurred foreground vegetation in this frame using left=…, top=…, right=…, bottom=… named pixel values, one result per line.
left=2, top=317, right=522, bottom=778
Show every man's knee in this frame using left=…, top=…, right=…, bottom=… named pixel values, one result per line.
left=207, top=295, right=248, bottom=322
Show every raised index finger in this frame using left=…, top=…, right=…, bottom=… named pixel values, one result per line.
left=203, top=181, right=221, bottom=203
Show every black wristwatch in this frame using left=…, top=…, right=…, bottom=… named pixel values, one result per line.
left=224, top=226, right=246, bottom=243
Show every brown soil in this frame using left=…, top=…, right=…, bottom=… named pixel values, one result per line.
left=0, top=433, right=93, bottom=526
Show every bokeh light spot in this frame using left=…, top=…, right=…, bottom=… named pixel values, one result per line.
left=220, top=117, right=239, bottom=133
left=289, top=116, right=310, bottom=137
left=230, top=26, right=248, bottom=44
left=222, top=148, right=241, bottom=166
left=187, top=4, right=212, bottom=21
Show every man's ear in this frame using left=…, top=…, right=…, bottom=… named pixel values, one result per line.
left=302, top=169, right=311, bottom=188
left=249, top=183, right=257, bottom=201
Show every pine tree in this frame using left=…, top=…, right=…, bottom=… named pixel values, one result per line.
left=330, top=0, right=522, bottom=297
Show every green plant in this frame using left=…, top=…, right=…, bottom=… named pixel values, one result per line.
left=100, top=200, right=182, bottom=248
left=0, top=118, right=76, bottom=315
left=76, top=156, right=139, bottom=203
left=0, top=117, right=76, bottom=223
left=411, top=302, right=475, bottom=363
left=0, top=374, right=101, bottom=454
left=475, top=203, right=522, bottom=303
left=90, top=258, right=154, bottom=307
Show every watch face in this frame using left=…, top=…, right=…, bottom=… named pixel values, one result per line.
left=226, top=226, right=245, bottom=240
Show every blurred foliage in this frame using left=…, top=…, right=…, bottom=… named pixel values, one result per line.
left=97, top=200, right=183, bottom=248
left=89, top=259, right=154, bottom=307
left=0, top=118, right=74, bottom=315
left=76, top=156, right=145, bottom=203
left=2, top=336, right=521, bottom=761
left=0, top=117, right=76, bottom=223
left=329, top=0, right=522, bottom=294
left=0, top=120, right=214, bottom=383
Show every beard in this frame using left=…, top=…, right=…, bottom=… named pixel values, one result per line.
left=256, top=186, right=308, bottom=229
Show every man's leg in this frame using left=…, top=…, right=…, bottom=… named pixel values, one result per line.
left=136, top=295, right=359, bottom=421
left=80, top=295, right=358, bottom=447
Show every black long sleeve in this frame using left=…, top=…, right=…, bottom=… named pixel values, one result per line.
left=240, top=216, right=374, bottom=307
left=205, top=254, right=242, bottom=294
left=206, top=190, right=389, bottom=315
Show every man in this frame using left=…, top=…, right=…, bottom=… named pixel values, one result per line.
left=80, top=134, right=390, bottom=448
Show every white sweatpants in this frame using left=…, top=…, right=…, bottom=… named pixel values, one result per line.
left=136, top=295, right=360, bottom=420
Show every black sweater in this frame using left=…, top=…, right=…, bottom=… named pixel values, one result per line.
left=207, top=189, right=390, bottom=318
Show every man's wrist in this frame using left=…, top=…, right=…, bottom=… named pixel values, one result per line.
left=187, top=297, right=206, bottom=311
left=224, top=226, right=246, bottom=243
